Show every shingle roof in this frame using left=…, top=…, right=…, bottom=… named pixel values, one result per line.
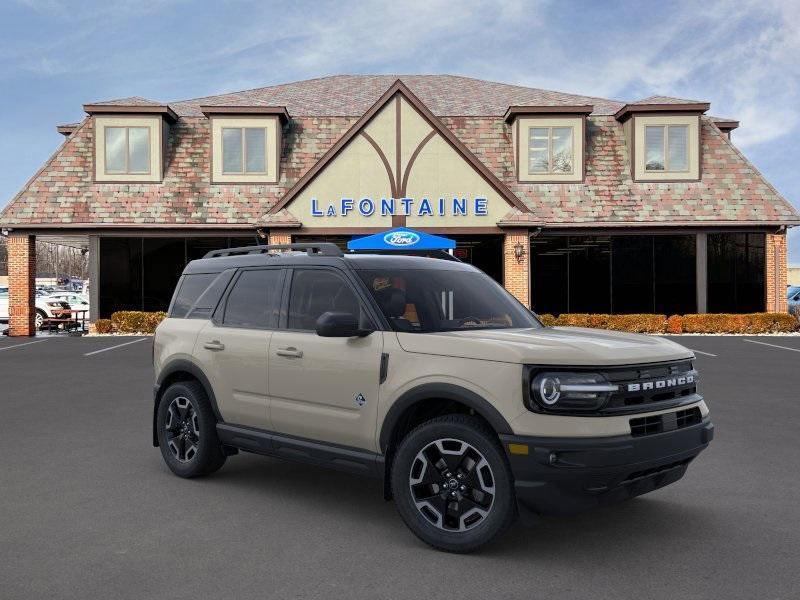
left=87, top=96, right=164, bottom=107
left=631, top=95, right=707, bottom=105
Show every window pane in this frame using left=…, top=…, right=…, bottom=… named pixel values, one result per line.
left=143, top=238, right=186, bottom=312
left=645, top=126, right=665, bottom=171
left=567, top=236, right=611, bottom=313
left=222, top=128, right=243, bottom=173
left=528, top=128, right=549, bottom=174
left=128, top=127, right=150, bottom=173
left=551, top=127, right=573, bottom=173
left=654, top=236, right=696, bottom=314
left=224, top=269, right=282, bottom=329
left=244, top=128, right=266, bottom=173
left=611, top=237, right=654, bottom=313
left=171, top=273, right=216, bottom=318
left=667, top=125, right=688, bottom=171
left=529, top=149, right=548, bottom=173
left=99, top=237, right=143, bottom=316
left=708, top=233, right=765, bottom=312
left=104, top=127, right=127, bottom=173
left=288, top=270, right=361, bottom=330
left=530, top=236, right=569, bottom=315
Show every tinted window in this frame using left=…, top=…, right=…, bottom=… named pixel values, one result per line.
left=357, top=268, right=539, bottom=333
left=170, top=273, right=217, bottom=318
left=223, top=269, right=282, bottom=329
left=287, top=269, right=363, bottom=330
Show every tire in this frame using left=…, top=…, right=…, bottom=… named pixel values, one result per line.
left=156, top=380, right=226, bottom=478
left=35, top=309, right=46, bottom=330
left=391, top=415, right=516, bottom=553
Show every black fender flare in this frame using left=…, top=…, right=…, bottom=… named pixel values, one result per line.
left=378, top=383, right=513, bottom=453
left=152, top=359, right=223, bottom=446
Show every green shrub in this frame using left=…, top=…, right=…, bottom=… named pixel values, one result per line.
left=110, top=311, right=167, bottom=333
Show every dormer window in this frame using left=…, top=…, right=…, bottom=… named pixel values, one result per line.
left=222, top=127, right=268, bottom=174
left=528, top=126, right=573, bottom=174
left=105, top=126, right=151, bottom=174
left=644, top=124, right=688, bottom=172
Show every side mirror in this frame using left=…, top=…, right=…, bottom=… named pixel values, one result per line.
left=315, top=311, right=373, bottom=337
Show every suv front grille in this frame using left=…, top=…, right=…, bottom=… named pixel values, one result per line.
left=603, top=360, right=698, bottom=413
left=630, top=407, right=702, bottom=437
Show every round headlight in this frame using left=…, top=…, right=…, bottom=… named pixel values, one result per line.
left=538, top=376, right=561, bottom=405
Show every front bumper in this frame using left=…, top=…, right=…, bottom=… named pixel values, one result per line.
left=500, top=418, right=713, bottom=515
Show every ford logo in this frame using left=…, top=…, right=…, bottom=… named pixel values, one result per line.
left=384, top=231, right=420, bottom=247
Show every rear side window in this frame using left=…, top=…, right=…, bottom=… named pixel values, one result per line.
left=170, top=273, right=217, bottom=318
left=223, top=269, right=282, bottom=329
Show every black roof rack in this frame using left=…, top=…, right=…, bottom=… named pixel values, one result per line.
left=203, top=243, right=343, bottom=259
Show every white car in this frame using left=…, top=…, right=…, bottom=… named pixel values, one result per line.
left=0, top=287, right=73, bottom=329
left=46, top=292, right=90, bottom=313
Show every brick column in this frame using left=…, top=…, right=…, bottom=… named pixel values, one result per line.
left=8, top=234, right=36, bottom=336
left=502, top=229, right=530, bottom=308
left=268, top=230, right=293, bottom=245
left=765, top=232, right=788, bottom=312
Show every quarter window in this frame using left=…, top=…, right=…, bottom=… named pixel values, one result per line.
left=170, top=273, right=217, bottom=318
left=645, top=125, right=689, bottom=171
left=287, top=270, right=363, bottom=330
left=528, top=126, right=573, bottom=174
left=223, top=269, right=282, bottom=329
left=104, top=126, right=151, bottom=174
left=222, top=127, right=267, bottom=174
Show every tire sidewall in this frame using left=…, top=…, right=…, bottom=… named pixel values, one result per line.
left=391, top=417, right=515, bottom=552
left=156, top=382, right=222, bottom=478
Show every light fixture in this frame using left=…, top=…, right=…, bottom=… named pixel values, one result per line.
left=513, top=241, right=526, bottom=263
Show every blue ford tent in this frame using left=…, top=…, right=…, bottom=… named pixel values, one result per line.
left=347, top=227, right=455, bottom=251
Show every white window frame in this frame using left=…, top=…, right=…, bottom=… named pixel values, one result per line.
left=527, top=126, right=575, bottom=175
left=517, top=116, right=584, bottom=183
left=104, top=126, right=152, bottom=175
left=644, top=124, right=689, bottom=173
left=210, top=116, right=279, bottom=184
left=221, top=127, right=269, bottom=175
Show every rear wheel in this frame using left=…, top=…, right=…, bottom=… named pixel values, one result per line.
left=156, top=381, right=226, bottom=478
left=35, top=309, right=46, bottom=330
left=391, top=415, right=516, bottom=553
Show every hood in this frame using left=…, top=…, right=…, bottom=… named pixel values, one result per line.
left=396, top=326, right=693, bottom=365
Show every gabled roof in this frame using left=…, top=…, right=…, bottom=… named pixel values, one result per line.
left=630, top=95, right=707, bottom=105
left=83, top=96, right=178, bottom=121
left=56, top=123, right=80, bottom=136
left=269, top=79, right=532, bottom=216
left=86, top=96, right=164, bottom=107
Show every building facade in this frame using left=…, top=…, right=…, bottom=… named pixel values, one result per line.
left=1, top=75, right=797, bottom=335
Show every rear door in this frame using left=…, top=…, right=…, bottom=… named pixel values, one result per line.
left=194, top=268, right=284, bottom=429
left=268, top=267, right=383, bottom=451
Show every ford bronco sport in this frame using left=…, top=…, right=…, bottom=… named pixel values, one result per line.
left=153, top=243, right=713, bottom=553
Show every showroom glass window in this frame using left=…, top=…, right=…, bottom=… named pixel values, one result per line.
left=645, top=125, right=689, bottom=171
left=222, top=127, right=267, bottom=174
left=707, top=233, right=765, bottom=312
left=528, top=127, right=573, bottom=174
left=104, top=126, right=150, bottom=174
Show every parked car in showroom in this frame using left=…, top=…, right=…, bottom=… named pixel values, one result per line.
left=0, top=288, right=73, bottom=329
left=152, top=243, right=713, bottom=553
left=788, top=286, right=800, bottom=313
left=46, top=292, right=90, bottom=314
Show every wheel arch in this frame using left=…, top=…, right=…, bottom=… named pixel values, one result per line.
left=153, top=359, right=222, bottom=447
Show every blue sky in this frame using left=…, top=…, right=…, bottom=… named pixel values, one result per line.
left=1, top=0, right=798, bottom=260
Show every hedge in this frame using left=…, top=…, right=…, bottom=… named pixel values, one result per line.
left=538, top=313, right=798, bottom=334
left=110, top=311, right=167, bottom=333
left=94, top=319, right=113, bottom=334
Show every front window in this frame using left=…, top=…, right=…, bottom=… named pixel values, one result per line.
left=104, top=126, right=150, bottom=174
left=528, top=126, right=573, bottom=174
left=357, top=268, right=540, bottom=333
left=645, top=125, right=688, bottom=171
left=222, top=127, right=267, bottom=174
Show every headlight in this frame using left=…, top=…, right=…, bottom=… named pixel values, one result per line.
left=530, top=372, right=618, bottom=412
left=46, top=301, right=61, bottom=307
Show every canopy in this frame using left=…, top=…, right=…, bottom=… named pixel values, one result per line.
left=347, top=227, right=455, bottom=251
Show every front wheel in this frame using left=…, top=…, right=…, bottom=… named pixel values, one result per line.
left=156, top=381, right=226, bottom=478
left=391, top=415, right=517, bottom=553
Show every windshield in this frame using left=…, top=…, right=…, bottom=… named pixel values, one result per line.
left=357, top=268, right=541, bottom=332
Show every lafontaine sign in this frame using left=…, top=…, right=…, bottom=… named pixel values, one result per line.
left=310, top=196, right=489, bottom=218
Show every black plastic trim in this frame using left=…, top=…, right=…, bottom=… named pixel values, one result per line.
left=379, top=353, right=389, bottom=384
left=217, top=423, right=384, bottom=478
left=378, top=383, right=514, bottom=453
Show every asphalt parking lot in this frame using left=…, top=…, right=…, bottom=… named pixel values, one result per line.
left=1, top=335, right=799, bottom=600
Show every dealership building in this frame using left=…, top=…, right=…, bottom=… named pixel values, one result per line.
left=1, top=75, right=798, bottom=335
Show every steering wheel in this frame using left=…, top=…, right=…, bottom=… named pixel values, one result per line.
left=457, top=316, right=483, bottom=326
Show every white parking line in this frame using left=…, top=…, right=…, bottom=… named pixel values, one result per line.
left=0, top=339, right=49, bottom=352
left=689, top=349, right=717, bottom=357
left=742, top=339, right=800, bottom=353
left=84, top=338, right=148, bottom=356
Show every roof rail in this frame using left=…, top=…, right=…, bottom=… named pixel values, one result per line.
left=203, top=243, right=343, bottom=259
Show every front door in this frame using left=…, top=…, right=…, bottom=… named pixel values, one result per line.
left=268, top=267, right=383, bottom=451
left=194, top=268, right=284, bottom=429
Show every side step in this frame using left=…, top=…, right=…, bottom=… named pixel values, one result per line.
left=216, top=423, right=384, bottom=479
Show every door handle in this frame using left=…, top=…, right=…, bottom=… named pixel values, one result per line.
left=203, top=340, right=225, bottom=351
left=275, top=346, right=303, bottom=358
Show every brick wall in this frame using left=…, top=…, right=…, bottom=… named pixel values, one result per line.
left=502, top=229, right=530, bottom=308
left=7, top=234, right=36, bottom=336
left=268, top=230, right=293, bottom=245
left=765, top=232, right=788, bottom=313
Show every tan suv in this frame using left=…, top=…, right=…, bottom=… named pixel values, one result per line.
left=153, top=243, right=713, bottom=553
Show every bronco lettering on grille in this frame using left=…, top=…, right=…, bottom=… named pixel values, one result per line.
left=627, top=374, right=694, bottom=393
